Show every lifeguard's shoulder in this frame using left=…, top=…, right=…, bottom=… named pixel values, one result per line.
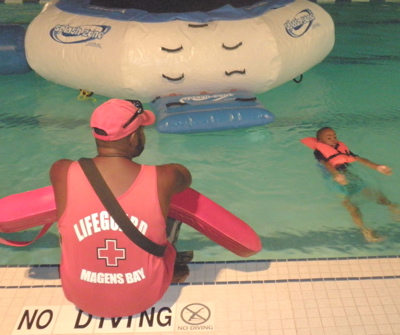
left=156, top=163, right=191, bottom=190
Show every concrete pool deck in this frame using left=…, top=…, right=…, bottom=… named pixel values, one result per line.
left=2, top=256, right=400, bottom=334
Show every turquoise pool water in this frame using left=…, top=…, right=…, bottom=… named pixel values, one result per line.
left=1, top=2, right=400, bottom=265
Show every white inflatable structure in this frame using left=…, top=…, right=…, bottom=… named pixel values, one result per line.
left=25, top=0, right=334, bottom=102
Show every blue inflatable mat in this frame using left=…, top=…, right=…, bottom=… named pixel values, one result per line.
left=151, top=91, right=274, bottom=134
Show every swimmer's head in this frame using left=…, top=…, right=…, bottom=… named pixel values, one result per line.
left=316, top=127, right=337, bottom=147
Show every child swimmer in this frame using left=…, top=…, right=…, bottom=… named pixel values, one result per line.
left=301, top=127, right=400, bottom=243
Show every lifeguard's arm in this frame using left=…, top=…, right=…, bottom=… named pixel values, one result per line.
left=355, top=156, right=392, bottom=175
left=157, top=163, right=192, bottom=218
left=49, top=159, right=74, bottom=219
left=173, top=164, right=192, bottom=193
left=319, top=160, right=348, bottom=185
left=159, top=163, right=192, bottom=194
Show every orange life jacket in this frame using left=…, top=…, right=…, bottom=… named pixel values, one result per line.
left=300, top=137, right=357, bottom=166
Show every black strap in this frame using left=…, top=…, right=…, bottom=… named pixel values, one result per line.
left=326, top=151, right=353, bottom=162
left=78, top=158, right=166, bottom=257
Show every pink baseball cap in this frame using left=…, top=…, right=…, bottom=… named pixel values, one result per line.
left=90, top=99, right=155, bottom=141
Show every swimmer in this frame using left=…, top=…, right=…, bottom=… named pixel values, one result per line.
left=302, top=127, right=400, bottom=243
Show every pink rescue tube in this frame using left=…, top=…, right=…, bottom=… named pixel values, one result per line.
left=0, top=186, right=56, bottom=232
left=0, top=186, right=56, bottom=246
left=170, top=188, right=262, bottom=257
left=0, top=187, right=262, bottom=256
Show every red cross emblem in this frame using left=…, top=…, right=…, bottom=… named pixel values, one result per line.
left=97, top=239, right=126, bottom=267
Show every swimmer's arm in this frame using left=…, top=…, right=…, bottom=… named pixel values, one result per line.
left=355, top=156, right=392, bottom=175
left=319, top=160, right=348, bottom=185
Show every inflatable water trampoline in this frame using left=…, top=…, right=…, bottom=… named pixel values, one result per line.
left=23, top=0, right=334, bottom=100
left=1, top=0, right=334, bottom=132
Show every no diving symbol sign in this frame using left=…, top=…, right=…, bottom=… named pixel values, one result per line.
left=177, top=302, right=214, bottom=332
left=181, top=303, right=211, bottom=325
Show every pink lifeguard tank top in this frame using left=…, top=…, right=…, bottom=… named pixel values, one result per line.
left=58, top=162, right=176, bottom=318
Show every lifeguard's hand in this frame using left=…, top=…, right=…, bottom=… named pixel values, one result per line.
left=377, top=165, right=392, bottom=175
left=334, top=173, right=348, bottom=185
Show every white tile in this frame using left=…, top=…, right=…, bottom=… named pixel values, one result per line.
left=1, top=257, right=400, bottom=334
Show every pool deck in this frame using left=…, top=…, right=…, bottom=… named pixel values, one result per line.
left=2, top=256, right=400, bottom=335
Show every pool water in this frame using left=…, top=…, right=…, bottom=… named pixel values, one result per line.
left=1, top=2, right=400, bottom=265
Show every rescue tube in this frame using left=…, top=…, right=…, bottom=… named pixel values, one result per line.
left=300, top=137, right=357, bottom=166
left=0, top=186, right=262, bottom=258
left=24, top=0, right=334, bottom=102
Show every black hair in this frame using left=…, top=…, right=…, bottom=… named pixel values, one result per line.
left=316, top=127, right=333, bottom=140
